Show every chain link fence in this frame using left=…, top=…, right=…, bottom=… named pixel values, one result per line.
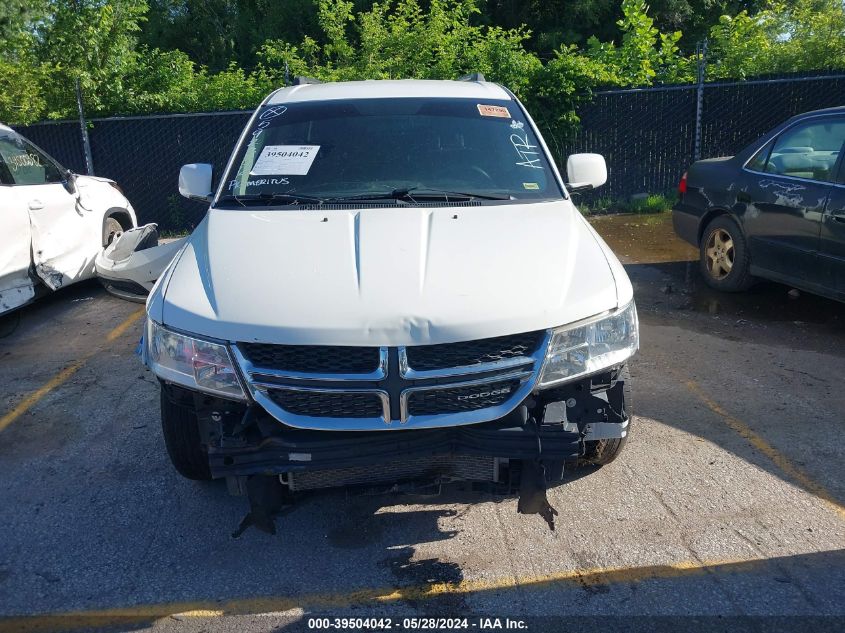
left=13, top=72, right=845, bottom=231
left=563, top=72, right=845, bottom=202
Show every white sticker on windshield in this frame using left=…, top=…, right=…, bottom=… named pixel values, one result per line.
left=251, top=145, right=320, bottom=176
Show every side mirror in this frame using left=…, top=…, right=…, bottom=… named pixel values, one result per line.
left=178, top=163, right=213, bottom=202
left=565, top=153, right=607, bottom=193
left=62, top=170, right=77, bottom=196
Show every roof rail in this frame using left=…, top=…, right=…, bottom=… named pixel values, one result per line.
left=292, top=76, right=323, bottom=86
left=458, top=72, right=486, bottom=82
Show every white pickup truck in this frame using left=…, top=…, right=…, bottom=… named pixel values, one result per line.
left=143, top=77, right=638, bottom=530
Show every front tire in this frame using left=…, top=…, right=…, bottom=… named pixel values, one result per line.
left=160, top=389, right=212, bottom=480
left=699, top=216, right=753, bottom=292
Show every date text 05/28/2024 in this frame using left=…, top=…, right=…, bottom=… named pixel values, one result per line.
left=307, top=617, right=529, bottom=630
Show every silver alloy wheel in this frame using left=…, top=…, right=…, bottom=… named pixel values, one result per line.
left=705, top=227, right=734, bottom=280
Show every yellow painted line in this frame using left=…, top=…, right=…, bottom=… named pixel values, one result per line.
left=0, top=556, right=769, bottom=633
left=105, top=307, right=145, bottom=342
left=0, top=360, right=86, bottom=433
left=0, top=307, right=144, bottom=434
left=686, top=380, right=845, bottom=521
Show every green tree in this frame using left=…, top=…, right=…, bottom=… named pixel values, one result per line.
left=257, top=0, right=541, bottom=96
left=585, top=0, right=693, bottom=85
left=0, top=0, right=45, bottom=42
left=0, top=1, right=52, bottom=124
left=140, top=0, right=325, bottom=71
left=33, top=0, right=149, bottom=117
left=708, top=0, right=845, bottom=79
left=2, top=0, right=845, bottom=130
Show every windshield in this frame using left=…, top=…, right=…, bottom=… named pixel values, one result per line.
left=219, top=97, right=563, bottom=205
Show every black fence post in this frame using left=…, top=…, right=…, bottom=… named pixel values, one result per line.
left=75, top=78, right=95, bottom=176
left=693, top=40, right=708, bottom=162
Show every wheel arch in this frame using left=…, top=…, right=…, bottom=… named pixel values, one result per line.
left=104, top=207, right=135, bottom=232
left=697, top=208, right=741, bottom=245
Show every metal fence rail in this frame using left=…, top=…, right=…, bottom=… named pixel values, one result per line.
left=14, top=72, right=845, bottom=231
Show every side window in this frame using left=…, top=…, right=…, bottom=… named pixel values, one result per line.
left=762, top=118, right=845, bottom=183
left=746, top=139, right=774, bottom=173
left=0, top=132, right=64, bottom=186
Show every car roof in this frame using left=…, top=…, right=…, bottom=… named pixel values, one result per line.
left=0, top=122, right=12, bottom=133
left=731, top=105, right=845, bottom=162
left=265, top=79, right=511, bottom=104
left=789, top=105, right=845, bottom=121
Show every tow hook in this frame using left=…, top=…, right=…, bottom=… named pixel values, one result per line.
left=516, top=418, right=559, bottom=531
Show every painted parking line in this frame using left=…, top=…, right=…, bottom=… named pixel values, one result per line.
left=0, top=307, right=145, bottom=434
left=0, top=555, right=779, bottom=632
left=685, top=380, right=845, bottom=522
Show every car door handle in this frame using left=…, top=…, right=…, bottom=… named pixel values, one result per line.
left=832, top=213, right=845, bottom=223
left=28, top=199, right=44, bottom=210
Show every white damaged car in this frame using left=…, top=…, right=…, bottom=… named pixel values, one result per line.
left=142, top=77, right=638, bottom=531
left=0, top=124, right=137, bottom=316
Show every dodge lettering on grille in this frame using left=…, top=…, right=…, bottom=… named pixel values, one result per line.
left=456, top=386, right=513, bottom=401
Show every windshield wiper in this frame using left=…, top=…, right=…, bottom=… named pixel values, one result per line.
left=328, top=187, right=512, bottom=202
left=217, top=192, right=327, bottom=206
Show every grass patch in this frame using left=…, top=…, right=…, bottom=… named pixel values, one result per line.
left=579, top=193, right=676, bottom=216
left=158, top=229, right=192, bottom=239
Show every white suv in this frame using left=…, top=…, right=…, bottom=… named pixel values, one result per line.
left=143, top=77, right=638, bottom=529
left=0, top=124, right=137, bottom=315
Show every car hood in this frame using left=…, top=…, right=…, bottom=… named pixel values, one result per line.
left=155, top=201, right=624, bottom=346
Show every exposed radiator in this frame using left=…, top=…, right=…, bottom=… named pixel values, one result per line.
left=286, top=455, right=500, bottom=491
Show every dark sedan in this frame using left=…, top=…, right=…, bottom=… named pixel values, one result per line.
left=673, top=106, right=845, bottom=302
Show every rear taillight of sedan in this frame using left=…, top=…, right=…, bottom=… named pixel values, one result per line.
left=678, top=171, right=688, bottom=195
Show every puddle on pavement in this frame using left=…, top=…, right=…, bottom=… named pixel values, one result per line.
left=682, top=271, right=844, bottom=326
left=590, top=213, right=845, bottom=329
left=588, top=212, right=697, bottom=265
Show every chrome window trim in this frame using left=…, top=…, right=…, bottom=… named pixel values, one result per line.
left=740, top=166, right=845, bottom=189
left=231, top=344, right=389, bottom=381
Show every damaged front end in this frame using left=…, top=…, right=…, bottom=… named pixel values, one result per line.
left=96, top=224, right=186, bottom=302
left=145, top=303, right=637, bottom=533
left=161, top=365, right=631, bottom=533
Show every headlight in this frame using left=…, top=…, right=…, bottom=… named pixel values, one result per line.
left=538, top=302, right=638, bottom=388
left=145, top=319, right=245, bottom=400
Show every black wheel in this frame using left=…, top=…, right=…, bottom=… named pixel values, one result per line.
left=699, top=215, right=753, bottom=291
left=160, top=389, right=212, bottom=480
left=582, top=365, right=632, bottom=466
left=103, top=216, right=123, bottom=247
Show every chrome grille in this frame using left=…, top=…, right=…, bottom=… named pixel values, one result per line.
left=404, top=331, right=545, bottom=372
left=232, top=330, right=550, bottom=431
left=265, top=388, right=386, bottom=419
left=238, top=343, right=382, bottom=375
left=406, top=378, right=523, bottom=416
